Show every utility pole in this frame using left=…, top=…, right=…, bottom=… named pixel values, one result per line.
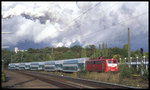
left=128, top=28, right=131, bottom=68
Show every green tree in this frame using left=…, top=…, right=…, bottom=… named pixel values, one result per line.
left=23, top=52, right=32, bottom=62
left=70, top=45, right=82, bottom=53
left=2, top=49, right=13, bottom=65
left=111, top=47, right=122, bottom=57
left=28, top=48, right=35, bottom=53
left=99, top=44, right=102, bottom=57
left=55, top=46, right=69, bottom=53
left=81, top=48, right=87, bottom=58
left=64, top=50, right=76, bottom=59
left=90, top=49, right=96, bottom=59
left=45, top=54, right=53, bottom=61
left=54, top=51, right=65, bottom=60
left=108, top=48, right=112, bottom=57
left=130, top=50, right=141, bottom=58
left=143, top=52, right=148, bottom=59
left=96, top=48, right=99, bottom=58
left=102, top=42, right=105, bottom=57
left=122, top=44, right=128, bottom=57
left=89, top=45, right=96, bottom=56
left=105, top=43, right=108, bottom=57
left=44, top=47, right=51, bottom=53
left=85, top=45, right=90, bottom=57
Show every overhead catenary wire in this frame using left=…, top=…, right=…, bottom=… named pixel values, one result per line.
left=75, top=2, right=119, bottom=29
left=58, top=2, right=147, bottom=45
left=46, top=2, right=120, bottom=41
left=55, top=2, right=121, bottom=45
left=53, top=3, right=148, bottom=49
left=58, top=2, right=119, bottom=32
left=81, top=15, right=147, bottom=49
left=81, top=11, right=148, bottom=42
left=60, top=2, right=101, bottom=31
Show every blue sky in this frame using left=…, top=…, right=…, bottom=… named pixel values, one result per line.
left=2, top=1, right=149, bottom=52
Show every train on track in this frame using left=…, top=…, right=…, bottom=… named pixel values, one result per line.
left=8, top=57, right=118, bottom=72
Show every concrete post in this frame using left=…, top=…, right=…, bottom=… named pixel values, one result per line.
left=136, top=57, right=138, bottom=71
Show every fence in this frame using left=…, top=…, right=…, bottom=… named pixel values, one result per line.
left=118, top=57, right=149, bottom=71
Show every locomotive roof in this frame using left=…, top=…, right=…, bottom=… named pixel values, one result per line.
left=87, top=58, right=118, bottom=61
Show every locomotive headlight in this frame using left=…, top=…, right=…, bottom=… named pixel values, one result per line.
left=116, top=66, right=118, bottom=69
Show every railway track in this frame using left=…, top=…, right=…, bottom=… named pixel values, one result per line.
left=14, top=70, right=82, bottom=88
left=13, top=70, right=141, bottom=89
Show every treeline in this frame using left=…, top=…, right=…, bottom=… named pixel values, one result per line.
left=2, top=43, right=148, bottom=65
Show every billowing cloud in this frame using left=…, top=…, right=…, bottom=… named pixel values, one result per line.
left=2, top=1, right=148, bottom=52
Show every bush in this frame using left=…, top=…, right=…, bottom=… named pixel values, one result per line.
left=77, top=70, right=89, bottom=78
left=1, top=70, right=5, bottom=82
left=119, top=64, right=132, bottom=79
left=131, top=67, right=139, bottom=74
left=141, top=68, right=149, bottom=80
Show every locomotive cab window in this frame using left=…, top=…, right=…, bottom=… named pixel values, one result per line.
left=113, top=60, right=117, bottom=63
left=107, top=60, right=112, bottom=63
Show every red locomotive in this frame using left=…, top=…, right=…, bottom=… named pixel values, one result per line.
left=85, top=57, right=118, bottom=72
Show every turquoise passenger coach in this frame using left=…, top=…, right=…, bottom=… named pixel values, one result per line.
left=19, top=63, right=25, bottom=70
left=38, top=62, right=45, bottom=70
left=30, top=62, right=39, bottom=70
left=44, top=61, right=56, bottom=71
left=25, top=62, right=30, bottom=70
left=14, top=63, right=20, bottom=70
left=8, top=63, right=15, bottom=69
left=62, top=58, right=89, bottom=72
left=8, top=57, right=89, bottom=72
left=55, top=60, right=63, bottom=71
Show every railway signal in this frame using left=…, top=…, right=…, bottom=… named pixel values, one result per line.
left=140, top=48, right=143, bottom=57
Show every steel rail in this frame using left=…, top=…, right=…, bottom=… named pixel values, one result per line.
left=22, top=70, right=142, bottom=89
left=13, top=70, right=81, bottom=89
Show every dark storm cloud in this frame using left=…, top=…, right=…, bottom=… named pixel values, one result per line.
left=2, top=2, right=148, bottom=51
